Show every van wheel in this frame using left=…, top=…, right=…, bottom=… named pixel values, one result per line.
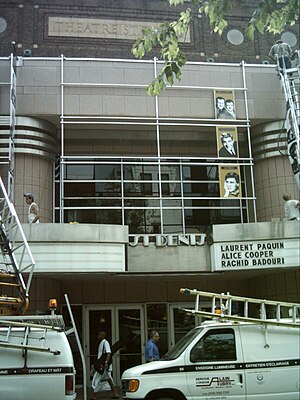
left=151, top=390, right=185, bottom=400
left=155, top=397, right=174, bottom=400
left=156, top=398, right=173, bottom=400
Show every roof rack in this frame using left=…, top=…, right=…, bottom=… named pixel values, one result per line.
left=179, top=288, right=300, bottom=328
left=0, top=316, right=65, bottom=355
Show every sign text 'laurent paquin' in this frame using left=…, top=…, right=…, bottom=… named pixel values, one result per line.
left=211, top=239, right=299, bottom=271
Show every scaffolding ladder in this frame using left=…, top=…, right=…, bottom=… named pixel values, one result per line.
left=179, top=288, right=300, bottom=328
left=277, top=53, right=300, bottom=189
left=0, top=177, right=35, bottom=315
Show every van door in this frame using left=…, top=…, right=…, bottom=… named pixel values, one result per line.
left=186, top=327, right=246, bottom=399
left=240, top=324, right=300, bottom=399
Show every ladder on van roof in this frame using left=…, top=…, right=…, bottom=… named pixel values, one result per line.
left=0, top=177, right=35, bottom=315
left=179, top=288, right=300, bottom=328
left=0, top=315, right=64, bottom=354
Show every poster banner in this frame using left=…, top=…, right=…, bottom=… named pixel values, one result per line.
left=214, top=89, right=236, bottom=120
left=285, top=107, right=300, bottom=189
left=219, top=165, right=241, bottom=198
left=216, top=126, right=239, bottom=158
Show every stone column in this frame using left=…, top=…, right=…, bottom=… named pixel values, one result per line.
left=251, top=120, right=298, bottom=222
left=0, top=116, right=57, bottom=223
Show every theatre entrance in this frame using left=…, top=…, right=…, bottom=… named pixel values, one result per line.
left=83, top=302, right=206, bottom=386
left=84, top=305, right=145, bottom=386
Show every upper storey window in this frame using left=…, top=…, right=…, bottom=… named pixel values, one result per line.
left=227, top=29, right=244, bottom=46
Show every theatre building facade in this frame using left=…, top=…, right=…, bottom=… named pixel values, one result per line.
left=0, top=0, right=299, bottom=386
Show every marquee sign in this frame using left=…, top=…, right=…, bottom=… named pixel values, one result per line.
left=211, top=239, right=299, bottom=271
left=129, top=234, right=206, bottom=247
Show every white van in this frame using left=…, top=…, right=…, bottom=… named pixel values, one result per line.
left=121, top=289, right=300, bottom=400
left=0, top=315, right=76, bottom=400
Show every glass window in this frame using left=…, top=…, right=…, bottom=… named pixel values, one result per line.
left=163, top=328, right=203, bottom=361
left=65, top=165, right=94, bottom=180
left=125, top=208, right=159, bottom=234
left=140, top=173, right=152, bottom=195
left=64, top=199, right=121, bottom=207
left=172, top=308, right=198, bottom=344
left=281, top=31, right=298, bottom=47
left=227, top=29, right=244, bottom=46
left=183, top=183, right=219, bottom=197
left=161, top=165, right=180, bottom=180
left=95, top=164, right=121, bottom=180
left=124, top=199, right=160, bottom=208
left=190, top=329, right=236, bottom=363
left=182, top=165, right=210, bottom=181
left=161, top=173, right=170, bottom=196
left=65, top=209, right=121, bottom=224
left=65, top=182, right=96, bottom=197
left=123, top=165, right=134, bottom=180
left=95, top=182, right=121, bottom=196
left=64, top=182, right=121, bottom=199
left=162, top=209, right=183, bottom=234
left=162, top=199, right=182, bottom=207
left=56, top=158, right=251, bottom=229
left=0, top=17, right=7, bottom=34
left=118, top=309, right=143, bottom=374
left=146, top=304, right=168, bottom=358
left=184, top=208, right=212, bottom=231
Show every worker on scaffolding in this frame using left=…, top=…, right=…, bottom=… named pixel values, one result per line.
left=269, top=39, right=293, bottom=70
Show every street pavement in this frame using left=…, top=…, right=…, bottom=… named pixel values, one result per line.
left=76, top=387, right=122, bottom=400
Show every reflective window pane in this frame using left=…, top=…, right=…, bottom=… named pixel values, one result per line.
left=163, top=208, right=183, bottom=234
left=95, top=164, right=121, bottom=180
left=65, top=209, right=121, bottom=224
left=146, top=304, right=168, bottom=358
left=65, top=165, right=94, bottom=180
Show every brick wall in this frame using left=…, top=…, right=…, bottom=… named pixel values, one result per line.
left=0, top=0, right=298, bottom=62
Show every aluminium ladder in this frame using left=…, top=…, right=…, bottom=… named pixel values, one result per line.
left=179, top=288, right=300, bottom=328
left=0, top=315, right=64, bottom=355
left=277, top=53, right=300, bottom=189
left=0, top=177, right=35, bottom=315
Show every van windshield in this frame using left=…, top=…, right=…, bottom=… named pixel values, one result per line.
left=162, top=328, right=203, bottom=360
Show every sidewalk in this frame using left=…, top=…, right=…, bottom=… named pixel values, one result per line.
left=76, top=387, right=122, bottom=400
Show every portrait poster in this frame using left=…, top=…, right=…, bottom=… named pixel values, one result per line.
left=219, top=165, right=242, bottom=198
left=214, top=89, right=236, bottom=120
left=216, top=126, right=239, bottom=158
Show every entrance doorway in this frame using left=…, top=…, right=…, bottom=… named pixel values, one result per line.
left=84, top=305, right=145, bottom=386
left=168, top=303, right=201, bottom=347
left=83, top=302, right=210, bottom=387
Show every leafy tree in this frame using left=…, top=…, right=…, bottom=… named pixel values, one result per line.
left=132, top=0, right=299, bottom=95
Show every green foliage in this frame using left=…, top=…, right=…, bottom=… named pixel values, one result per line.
left=132, top=0, right=299, bottom=94
left=132, top=8, right=190, bottom=95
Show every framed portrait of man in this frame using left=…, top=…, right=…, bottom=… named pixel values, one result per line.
left=217, top=126, right=239, bottom=158
left=219, top=165, right=242, bottom=198
left=214, top=90, right=236, bottom=120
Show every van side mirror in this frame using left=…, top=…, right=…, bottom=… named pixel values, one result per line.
left=190, top=347, right=204, bottom=362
